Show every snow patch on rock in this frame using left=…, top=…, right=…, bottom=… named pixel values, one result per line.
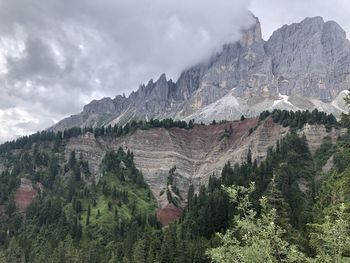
left=273, top=93, right=294, bottom=107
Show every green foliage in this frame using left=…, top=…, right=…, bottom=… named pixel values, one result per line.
left=260, top=109, right=338, bottom=129
left=309, top=204, right=350, bottom=263
left=94, top=118, right=195, bottom=138
left=0, top=118, right=198, bottom=155
left=4, top=238, right=25, bottom=263
left=207, top=184, right=308, bottom=263
left=220, top=124, right=233, bottom=140
left=340, top=93, right=350, bottom=128
left=165, top=166, right=182, bottom=206
left=331, top=131, right=350, bottom=173
left=313, top=136, right=337, bottom=171
left=0, top=170, right=19, bottom=204
left=313, top=130, right=350, bottom=217
left=0, top=143, right=158, bottom=262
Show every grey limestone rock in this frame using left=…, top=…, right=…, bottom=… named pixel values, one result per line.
left=50, top=15, right=350, bottom=132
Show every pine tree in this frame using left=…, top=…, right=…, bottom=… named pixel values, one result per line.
left=265, top=173, right=292, bottom=232
left=159, top=225, right=177, bottom=263
left=247, top=148, right=252, bottom=166
left=68, top=151, right=76, bottom=168
left=53, top=235, right=80, bottom=263
left=133, top=239, right=147, bottom=263
left=87, top=204, right=91, bottom=216
left=86, top=213, right=90, bottom=226
left=340, top=94, right=350, bottom=127
left=5, top=238, right=25, bottom=263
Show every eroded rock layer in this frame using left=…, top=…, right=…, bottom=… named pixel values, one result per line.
left=63, top=118, right=345, bottom=208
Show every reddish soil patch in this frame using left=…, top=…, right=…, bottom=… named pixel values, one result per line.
left=14, top=178, right=38, bottom=212
left=157, top=203, right=183, bottom=226
left=168, top=117, right=260, bottom=152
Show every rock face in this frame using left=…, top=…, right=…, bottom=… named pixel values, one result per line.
left=14, top=178, right=39, bottom=212
left=63, top=118, right=345, bottom=208
left=51, top=15, right=350, bottom=132
left=266, top=17, right=350, bottom=102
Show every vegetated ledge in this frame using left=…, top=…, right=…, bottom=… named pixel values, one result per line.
left=0, top=118, right=197, bottom=154
left=0, top=109, right=341, bottom=154
left=259, top=108, right=339, bottom=130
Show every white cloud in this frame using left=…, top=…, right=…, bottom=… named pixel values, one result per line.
left=0, top=108, right=43, bottom=142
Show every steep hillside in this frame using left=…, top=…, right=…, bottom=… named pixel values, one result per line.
left=51, top=15, right=350, bottom=132
left=1, top=114, right=345, bottom=214
left=0, top=143, right=159, bottom=262
left=0, top=115, right=348, bottom=262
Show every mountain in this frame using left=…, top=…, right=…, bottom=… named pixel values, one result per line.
left=1, top=112, right=349, bottom=262
left=1, top=13, right=350, bottom=263
left=51, top=15, right=350, bottom=132
left=2, top=113, right=344, bottom=220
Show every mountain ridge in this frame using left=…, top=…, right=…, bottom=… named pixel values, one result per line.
left=51, top=15, right=350, bottom=132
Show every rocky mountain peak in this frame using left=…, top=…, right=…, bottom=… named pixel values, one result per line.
left=301, top=16, right=324, bottom=26
left=50, top=15, right=350, bottom=132
left=240, top=15, right=262, bottom=47
left=270, top=16, right=345, bottom=43
left=265, top=16, right=350, bottom=102
left=146, top=79, right=154, bottom=87
left=157, top=73, right=167, bottom=83
left=322, top=20, right=347, bottom=46
left=151, top=73, right=170, bottom=99
left=83, top=97, right=115, bottom=114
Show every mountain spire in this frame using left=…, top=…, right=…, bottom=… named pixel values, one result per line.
left=240, top=14, right=262, bottom=47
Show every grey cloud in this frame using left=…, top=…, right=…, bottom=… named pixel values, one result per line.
left=0, top=0, right=253, bottom=142
left=7, top=37, right=62, bottom=79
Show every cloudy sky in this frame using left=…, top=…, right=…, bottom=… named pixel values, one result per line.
left=0, top=0, right=349, bottom=143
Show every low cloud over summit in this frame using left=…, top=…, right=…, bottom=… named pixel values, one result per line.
left=0, top=0, right=252, bottom=142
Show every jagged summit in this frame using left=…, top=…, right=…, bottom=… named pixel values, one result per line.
left=51, top=15, right=350, bottom=132
left=240, top=14, right=262, bottom=47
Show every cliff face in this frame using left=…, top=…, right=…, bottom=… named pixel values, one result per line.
left=51, top=15, right=350, bottom=132
left=266, top=17, right=350, bottom=102
left=62, top=118, right=345, bottom=208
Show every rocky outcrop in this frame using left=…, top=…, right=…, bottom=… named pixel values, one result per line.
left=14, top=178, right=39, bottom=212
left=266, top=17, right=350, bottom=102
left=322, top=156, right=335, bottom=174
left=298, top=124, right=344, bottom=153
left=63, top=118, right=345, bottom=208
left=50, top=15, right=350, bottom=132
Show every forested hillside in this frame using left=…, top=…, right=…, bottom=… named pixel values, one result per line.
left=0, top=110, right=349, bottom=262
